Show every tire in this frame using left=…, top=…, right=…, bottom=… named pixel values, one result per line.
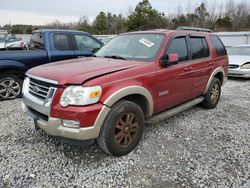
left=97, top=100, right=145, bottom=156
left=201, top=78, right=221, bottom=109
left=0, top=74, right=23, bottom=100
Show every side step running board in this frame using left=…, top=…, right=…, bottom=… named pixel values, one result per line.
left=146, top=97, right=204, bottom=124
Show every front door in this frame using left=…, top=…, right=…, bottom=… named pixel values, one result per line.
left=155, top=36, right=194, bottom=113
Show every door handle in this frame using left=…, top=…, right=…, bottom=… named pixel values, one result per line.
left=184, top=66, right=192, bottom=72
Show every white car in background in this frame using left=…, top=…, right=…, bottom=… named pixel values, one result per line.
left=0, top=36, right=27, bottom=50
left=227, top=45, right=250, bottom=78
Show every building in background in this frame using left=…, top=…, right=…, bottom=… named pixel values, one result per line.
left=0, top=30, right=8, bottom=35
left=216, top=32, right=250, bottom=47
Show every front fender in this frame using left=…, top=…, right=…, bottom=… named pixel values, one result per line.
left=102, top=85, right=154, bottom=117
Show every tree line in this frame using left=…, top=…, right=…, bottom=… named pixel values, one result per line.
left=1, top=0, right=250, bottom=34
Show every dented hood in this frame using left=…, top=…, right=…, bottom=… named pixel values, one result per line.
left=27, top=57, right=144, bottom=85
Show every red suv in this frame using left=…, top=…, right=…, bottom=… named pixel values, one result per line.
left=22, top=28, right=228, bottom=156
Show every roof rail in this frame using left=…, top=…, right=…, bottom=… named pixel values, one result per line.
left=176, top=26, right=212, bottom=33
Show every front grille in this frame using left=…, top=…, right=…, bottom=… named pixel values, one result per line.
left=28, top=78, right=57, bottom=102
left=229, top=64, right=239, bottom=69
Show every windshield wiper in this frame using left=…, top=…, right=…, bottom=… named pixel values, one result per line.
left=104, top=55, right=127, bottom=60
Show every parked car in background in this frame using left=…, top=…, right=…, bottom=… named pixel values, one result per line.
left=22, top=27, right=228, bottom=156
left=227, top=45, right=250, bottom=78
left=0, top=29, right=103, bottom=100
left=0, top=36, right=26, bottom=50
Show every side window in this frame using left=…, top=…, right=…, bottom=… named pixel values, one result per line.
left=202, top=38, right=210, bottom=57
left=190, top=37, right=209, bottom=60
left=165, top=37, right=188, bottom=62
left=210, top=35, right=227, bottom=56
left=54, top=34, right=71, bottom=51
left=74, top=35, right=101, bottom=52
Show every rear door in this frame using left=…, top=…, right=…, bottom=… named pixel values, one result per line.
left=72, top=34, right=102, bottom=57
left=209, top=35, right=228, bottom=75
left=156, top=35, right=194, bottom=113
left=187, top=36, right=213, bottom=97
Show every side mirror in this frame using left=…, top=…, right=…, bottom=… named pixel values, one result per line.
left=161, top=53, right=179, bottom=67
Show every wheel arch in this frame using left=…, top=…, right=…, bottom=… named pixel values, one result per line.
left=103, top=86, right=154, bottom=117
left=0, top=60, right=27, bottom=78
left=204, top=67, right=225, bottom=94
left=0, top=68, right=25, bottom=78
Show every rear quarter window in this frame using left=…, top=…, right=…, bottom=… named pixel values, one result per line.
left=30, top=32, right=45, bottom=50
left=210, top=35, right=227, bottom=56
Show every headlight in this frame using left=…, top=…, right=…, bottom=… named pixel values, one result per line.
left=241, top=63, right=250, bottom=69
left=60, top=86, right=102, bottom=107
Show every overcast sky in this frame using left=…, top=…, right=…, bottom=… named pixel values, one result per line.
left=0, top=0, right=244, bottom=26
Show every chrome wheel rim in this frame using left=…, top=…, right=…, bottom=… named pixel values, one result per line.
left=114, top=113, right=139, bottom=147
left=211, top=83, right=220, bottom=104
left=0, top=78, right=21, bottom=99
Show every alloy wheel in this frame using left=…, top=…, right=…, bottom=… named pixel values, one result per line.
left=211, top=83, right=220, bottom=104
left=114, top=113, right=139, bottom=147
left=0, top=78, right=21, bottom=99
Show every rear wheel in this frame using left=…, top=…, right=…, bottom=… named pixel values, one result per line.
left=97, top=100, right=144, bottom=156
left=202, top=78, right=221, bottom=109
left=0, top=74, right=22, bottom=100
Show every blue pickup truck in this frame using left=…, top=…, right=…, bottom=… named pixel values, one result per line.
left=0, top=29, right=103, bottom=100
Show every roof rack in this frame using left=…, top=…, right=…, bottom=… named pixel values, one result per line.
left=176, top=26, right=212, bottom=33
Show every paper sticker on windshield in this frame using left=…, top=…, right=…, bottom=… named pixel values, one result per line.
left=139, top=38, right=154, bottom=48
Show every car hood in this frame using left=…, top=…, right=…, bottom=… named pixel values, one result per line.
left=27, top=57, right=145, bottom=85
left=228, top=55, right=250, bottom=66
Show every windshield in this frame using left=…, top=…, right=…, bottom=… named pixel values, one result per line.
left=227, top=47, right=250, bottom=56
left=95, top=33, right=165, bottom=61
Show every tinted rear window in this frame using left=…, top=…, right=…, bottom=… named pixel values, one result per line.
left=29, top=32, right=45, bottom=50
left=210, top=35, right=227, bottom=56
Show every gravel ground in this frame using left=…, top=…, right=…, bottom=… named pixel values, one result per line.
left=0, top=79, right=249, bottom=188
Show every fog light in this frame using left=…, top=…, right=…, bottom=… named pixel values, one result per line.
left=62, top=120, right=80, bottom=128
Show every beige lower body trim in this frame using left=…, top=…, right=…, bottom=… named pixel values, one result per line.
left=22, top=102, right=111, bottom=141
left=104, top=86, right=154, bottom=116
left=204, top=67, right=226, bottom=94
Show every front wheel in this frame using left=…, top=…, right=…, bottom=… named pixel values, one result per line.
left=0, top=74, right=23, bottom=100
left=201, top=78, right=221, bottom=109
left=97, top=100, right=145, bottom=156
